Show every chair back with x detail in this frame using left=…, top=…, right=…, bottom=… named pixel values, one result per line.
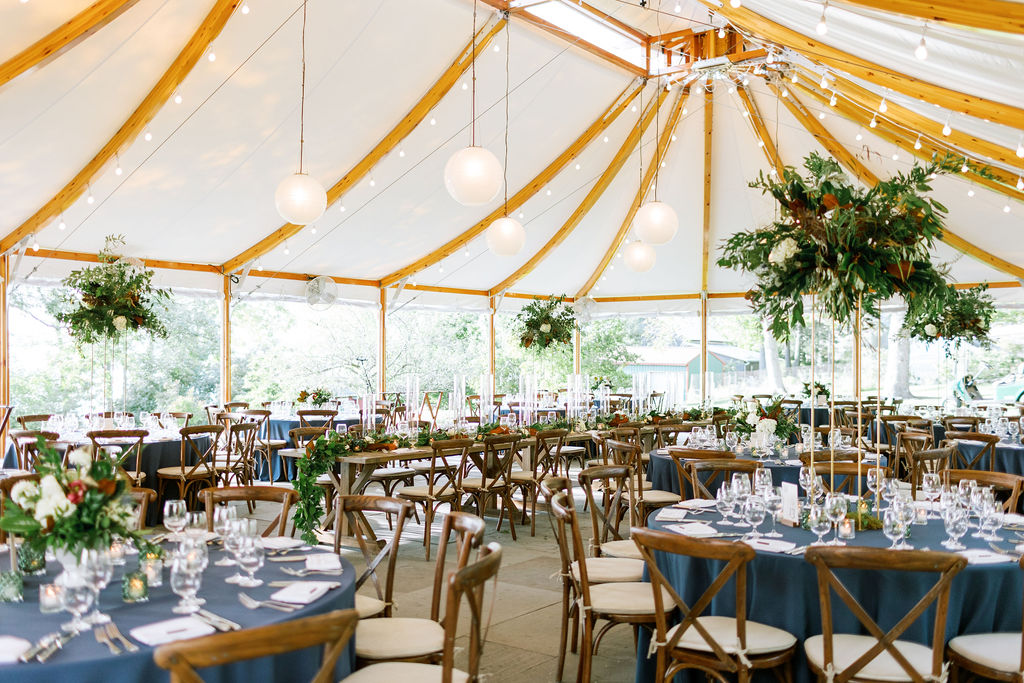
left=87, top=429, right=149, bottom=486
left=337, top=495, right=414, bottom=619
left=632, top=526, right=797, bottom=683
left=201, top=486, right=298, bottom=537
left=456, top=434, right=521, bottom=541
left=804, top=546, right=966, bottom=683
left=942, top=431, right=1000, bottom=471
left=297, top=409, right=337, bottom=434
left=686, top=459, right=760, bottom=500
left=9, top=430, right=59, bottom=470
left=577, top=465, right=633, bottom=558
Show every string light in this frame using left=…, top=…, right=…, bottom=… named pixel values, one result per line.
left=58, top=217, right=66, bottom=231
left=729, top=0, right=741, bottom=7
left=369, top=177, right=376, bottom=187
left=493, top=43, right=500, bottom=52
left=961, top=161, right=969, bottom=173
left=718, top=27, right=726, bottom=39
left=461, top=81, right=468, bottom=90
left=869, top=115, right=877, bottom=128
left=892, top=150, right=899, bottom=161
left=915, top=25, right=928, bottom=60
left=546, top=189, right=552, bottom=196
left=86, top=188, right=95, bottom=204
left=682, top=107, right=688, bottom=115
left=913, top=135, right=922, bottom=150
left=742, top=76, right=750, bottom=86
left=942, top=115, right=952, bottom=136
left=207, top=45, right=216, bottom=62
left=878, top=97, right=887, bottom=113
left=820, top=72, right=830, bottom=89
left=31, top=240, right=39, bottom=252
left=283, top=244, right=290, bottom=256
left=114, top=156, right=123, bottom=176
left=464, top=247, right=471, bottom=258
left=1017, top=135, right=1024, bottom=158
left=603, top=136, right=609, bottom=142
left=575, top=163, right=581, bottom=170
left=631, top=105, right=637, bottom=112
left=398, top=149, right=405, bottom=158
left=791, top=72, right=798, bottom=84
left=780, top=88, right=788, bottom=98
left=967, top=190, right=975, bottom=197
left=173, top=91, right=182, bottom=104
left=816, top=1, right=829, bottom=35
left=855, top=130, right=863, bottom=141
left=1017, top=176, right=1024, bottom=191
left=430, top=117, right=436, bottom=125
left=675, top=3, right=682, bottom=11
left=338, top=204, right=346, bottom=212
left=1005, top=204, right=1012, bottom=213
left=143, top=129, right=152, bottom=142
left=819, top=112, right=826, bottom=120
left=829, top=91, right=837, bottom=106
left=766, top=50, right=776, bottom=65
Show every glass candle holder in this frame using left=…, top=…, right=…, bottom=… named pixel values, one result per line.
left=838, top=517, right=856, bottom=540
left=109, top=539, right=127, bottom=566
left=140, top=558, right=163, bottom=587
left=914, top=505, right=928, bottom=525
left=0, top=571, right=24, bottom=603
left=38, top=583, right=63, bottom=613
left=17, top=543, right=46, bottom=576
left=122, top=571, right=148, bottom=603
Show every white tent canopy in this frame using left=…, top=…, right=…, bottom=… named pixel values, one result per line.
left=1, top=0, right=1021, bottom=314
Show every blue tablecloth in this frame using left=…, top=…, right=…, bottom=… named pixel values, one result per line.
left=798, top=408, right=832, bottom=427
left=636, top=512, right=1023, bottom=683
left=958, top=439, right=1024, bottom=474
left=0, top=547, right=355, bottom=682
left=647, top=449, right=802, bottom=497
left=261, top=417, right=359, bottom=482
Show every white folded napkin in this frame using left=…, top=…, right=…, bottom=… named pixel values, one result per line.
left=167, top=531, right=218, bottom=543
left=129, top=616, right=216, bottom=646
left=655, top=508, right=688, bottom=522
left=958, top=549, right=1015, bottom=565
left=675, top=499, right=717, bottom=510
left=1003, top=513, right=1024, bottom=525
left=305, top=553, right=342, bottom=571
left=743, top=538, right=797, bottom=553
left=270, top=580, right=340, bottom=605
left=664, top=522, right=718, bottom=537
left=259, top=537, right=304, bottom=550
left=0, top=636, right=31, bottom=664
left=784, top=459, right=803, bottom=466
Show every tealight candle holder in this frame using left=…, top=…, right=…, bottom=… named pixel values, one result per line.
left=122, top=571, right=148, bottom=603
left=17, top=543, right=46, bottom=576
left=39, top=583, right=63, bottom=613
left=838, top=517, right=856, bottom=540
left=109, top=539, right=127, bottom=566
left=141, top=557, right=163, bottom=587
left=914, top=505, right=928, bottom=525
left=0, top=571, right=24, bottom=603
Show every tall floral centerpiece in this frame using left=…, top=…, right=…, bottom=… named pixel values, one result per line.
left=0, top=442, right=157, bottom=576
left=902, top=283, right=995, bottom=353
left=297, top=387, right=332, bottom=407
left=732, top=397, right=798, bottom=444
left=55, top=235, right=169, bottom=413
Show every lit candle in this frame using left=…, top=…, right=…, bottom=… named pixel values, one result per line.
left=141, top=558, right=163, bottom=587
left=109, top=539, right=127, bottom=566
left=914, top=505, right=928, bottom=525
left=122, top=571, right=148, bottom=603
left=38, top=584, right=63, bottom=613
left=838, top=517, right=856, bottom=540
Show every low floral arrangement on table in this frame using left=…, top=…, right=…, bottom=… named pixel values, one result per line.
left=590, top=376, right=612, bottom=391
left=296, top=387, right=332, bottom=407
left=515, top=296, right=576, bottom=350
left=732, top=397, right=798, bottom=443
left=55, top=234, right=170, bottom=345
left=717, top=153, right=980, bottom=340
left=292, top=430, right=412, bottom=544
left=802, top=381, right=830, bottom=401
left=902, top=284, right=995, bottom=352
left=0, top=440, right=158, bottom=558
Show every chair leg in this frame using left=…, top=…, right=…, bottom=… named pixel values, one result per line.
left=423, top=502, right=434, bottom=562
left=579, top=614, right=594, bottom=683
left=530, top=485, right=538, bottom=537
left=556, top=582, right=570, bottom=682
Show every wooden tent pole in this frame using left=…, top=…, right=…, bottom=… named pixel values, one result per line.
left=700, top=291, right=708, bottom=403
left=221, top=275, right=231, bottom=404
left=378, top=288, right=387, bottom=396
left=573, top=327, right=582, bottom=375
left=488, top=296, right=496, bottom=388
left=0, top=255, right=9, bottom=453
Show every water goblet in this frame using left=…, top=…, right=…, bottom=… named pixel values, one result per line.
left=883, top=509, right=904, bottom=550
left=942, top=506, right=968, bottom=550
left=799, top=466, right=815, bottom=505
left=715, top=484, right=736, bottom=526
left=880, top=477, right=898, bottom=512
left=213, top=505, right=238, bottom=566
left=725, top=432, right=739, bottom=452
left=825, top=493, right=848, bottom=546
left=731, top=473, right=751, bottom=499
left=222, top=520, right=247, bottom=583
left=81, top=549, right=113, bottom=625
left=742, top=496, right=766, bottom=540
left=970, top=487, right=990, bottom=536
left=981, top=503, right=1004, bottom=542
left=169, top=564, right=202, bottom=614
left=809, top=505, right=832, bottom=546
left=763, top=488, right=783, bottom=538
left=895, top=496, right=916, bottom=549
left=920, top=473, right=941, bottom=519
left=60, top=579, right=95, bottom=634
left=235, top=539, right=265, bottom=588
left=753, top=468, right=773, bottom=495
left=186, top=511, right=208, bottom=538
left=163, top=499, right=188, bottom=537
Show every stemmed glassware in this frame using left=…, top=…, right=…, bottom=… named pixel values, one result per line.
left=942, top=505, right=968, bottom=550
left=799, top=466, right=816, bottom=506
left=824, top=493, right=848, bottom=546
left=163, top=500, right=188, bottom=538
left=170, top=539, right=206, bottom=614
left=214, top=505, right=238, bottom=566
left=753, top=468, right=773, bottom=496
left=920, top=473, right=941, bottom=518
left=883, top=509, right=904, bottom=550
left=894, top=495, right=916, bottom=549
left=763, top=488, right=784, bottom=538
left=742, top=496, right=766, bottom=540
left=82, top=549, right=113, bottom=625
left=809, top=505, right=832, bottom=546
left=186, top=511, right=207, bottom=539
left=725, top=431, right=739, bottom=452
left=60, top=578, right=95, bottom=634
left=715, top=485, right=736, bottom=526
left=234, top=538, right=265, bottom=588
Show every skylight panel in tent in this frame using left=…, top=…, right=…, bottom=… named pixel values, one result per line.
left=523, top=0, right=646, bottom=67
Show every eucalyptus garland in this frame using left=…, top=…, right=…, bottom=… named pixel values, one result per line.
left=902, top=284, right=995, bottom=352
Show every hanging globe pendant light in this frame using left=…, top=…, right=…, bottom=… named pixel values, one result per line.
left=447, top=0, right=503, bottom=207
left=635, top=200, right=678, bottom=245
left=276, top=0, right=325, bottom=226
left=624, top=240, right=656, bottom=272
left=486, top=216, right=525, bottom=256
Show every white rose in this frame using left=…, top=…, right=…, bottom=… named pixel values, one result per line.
left=924, top=324, right=938, bottom=337
left=10, top=480, right=39, bottom=508
left=539, top=323, right=551, bottom=333
left=756, top=418, right=777, bottom=434
left=768, top=238, right=798, bottom=265
left=34, top=475, right=73, bottom=523
left=113, top=315, right=127, bottom=332
left=68, top=447, right=92, bottom=470
left=746, top=413, right=759, bottom=426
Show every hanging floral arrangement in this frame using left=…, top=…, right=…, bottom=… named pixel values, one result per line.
left=296, top=387, right=332, bottom=407
left=55, top=235, right=170, bottom=345
left=515, top=295, right=576, bottom=350
left=902, top=284, right=995, bottom=352
left=717, top=153, right=979, bottom=340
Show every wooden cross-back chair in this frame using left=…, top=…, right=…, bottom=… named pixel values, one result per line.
left=0, top=404, right=13, bottom=444
left=803, top=546, right=966, bottom=683
left=577, top=465, right=640, bottom=560
left=906, top=446, right=953, bottom=499
left=879, top=415, right=922, bottom=451
left=297, top=409, right=336, bottom=433
left=239, top=409, right=284, bottom=481
left=892, top=430, right=934, bottom=481
left=420, top=391, right=444, bottom=430
left=942, top=431, right=1001, bottom=471
left=686, top=459, right=761, bottom=500
left=223, top=402, right=249, bottom=412
left=87, top=429, right=149, bottom=486
left=455, top=434, right=521, bottom=540
left=155, top=609, right=358, bottom=683
left=398, top=438, right=470, bottom=560
left=130, top=487, right=157, bottom=531
left=798, top=450, right=861, bottom=467
left=214, top=421, right=258, bottom=489
left=819, top=463, right=892, bottom=498
left=607, top=438, right=679, bottom=525
left=941, top=469, right=1024, bottom=513
left=666, top=449, right=735, bottom=499
left=942, top=416, right=983, bottom=433
left=201, top=486, right=298, bottom=537
left=155, top=424, right=223, bottom=509
left=157, top=412, right=192, bottom=429
left=632, top=526, right=798, bottom=683
left=510, top=428, right=563, bottom=536
left=712, top=413, right=734, bottom=439
left=16, top=414, right=51, bottom=430
left=656, top=423, right=696, bottom=449
left=336, top=495, right=414, bottom=619
left=9, top=430, right=59, bottom=470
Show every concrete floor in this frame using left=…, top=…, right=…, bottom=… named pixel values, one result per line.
left=237, top=480, right=642, bottom=683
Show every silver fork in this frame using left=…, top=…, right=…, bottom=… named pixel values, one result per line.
left=280, top=567, right=343, bottom=578
left=94, top=626, right=120, bottom=655
left=988, top=542, right=1021, bottom=558
left=105, top=623, right=139, bottom=652
left=238, top=593, right=298, bottom=612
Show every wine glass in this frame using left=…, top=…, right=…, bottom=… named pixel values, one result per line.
left=60, top=579, right=95, bottom=634
left=163, top=500, right=188, bottom=537
left=809, top=505, right=832, bottom=546
left=799, top=466, right=815, bottom=505
left=222, top=520, right=246, bottom=583
left=731, top=473, right=752, bottom=499
left=942, top=506, right=968, bottom=550
left=825, top=493, right=848, bottom=546
left=920, top=473, right=941, bottom=519
left=743, top=496, right=766, bottom=540
left=970, top=487, right=990, bottom=537
left=186, top=511, right=208, bottom=538
left=715, top=484, right=736, bottom=526
left=213, top=505, right=238, bottom=566
left=753, top=468, right=773, bottom=495
left=981, top=502, right=1004, bottom=542
left=895, top=496, right=916, bottom=549
left=725, top=432, right=739, bottom=452
left=235, top=538, right=265, bottom=588
left=82, top=549, right=113, bottom=625
left=866, top=468, right=882, bottom=504
left=170, top=564, right=203, bottom=614
left=764, top=488, right=784, bottom=538
left=883, top=509, right=904, bottom=550
left=880, top=477, right=898, bottom=512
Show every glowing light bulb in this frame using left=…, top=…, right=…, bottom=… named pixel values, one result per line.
left=856, top=131, right=863, bottom=141
left=575, top=163, right=581, bottom=170
left=546, top=189, right=552, bottom=196
left=961, top=162, right=969, bottom=173
left=718, top=28, right=726, bottom=38
left=207, top=47, right=216, bottom=62
left=174, top=92, right=182, bottom=104
left=58, top=219, right=66, bottom=231
left=310, top=227, right=317, bottom=235
left=283, top=245, right=290, bottom=255
left=339, top=204, right=346, bottom=212
left=439, top=265, right=444, bottom=273
left=682, top=107, right=688, bottom=115
left=942, top=119, right=952, bottom=136
left=829, top=92, right=837, bottom=106
left=1005, top=205, right=1012, bottom=213
left=1017, top=138, right=1024, bottom=158
left=781, top=89, right=788, bottom=98
left=914, top=135, right=922, bottom=150
left=430, top=117, right=436, bottom=125
left=1017, top=176, right=1024, bottom=191
left=493, top=44, right=500, bottom=52
left=819, top=112, right=826, bottom=120
left=892, top=152, right=899, bottom=160
left=915, top=37, right=927, bottom=60
left=461, top=82, right=468, bottom=90
left=791, top=72, right=798, bottom=84
left=31, top=241, right=39, bottom=252
left=675, top=2, right=681, bottom=11
left=241, top=3, right=249, bottom=13
left=878, top=98, right=887, bottom=113
left=728, top=85, right=735, bottom=94
left=869, top=115, right=877, bottom=128
left=464, top=248, right=471, bottom=258
left=816, top=12, right=828, bottom=35
left=671, top=135, right=677, bottom=141
left=518, top=212, right=524, bottom=219
left=398, top=149, right=405, bottom=158
left=115, top=164, right=122, bottom=176
left=369, top=178, right=376, bottom=187
left=87, top=193, right=95, bottom=204
left=603, top=136, right=609, bottom=143
left=968, top=190, right=975, bottom=197
left=631, top=105, right=637, bottom=112
left=730, top=0, right=741, bottom=7
left=820, top=74, right=829, bottom=89
left=144, top=130, right=152, bottom=142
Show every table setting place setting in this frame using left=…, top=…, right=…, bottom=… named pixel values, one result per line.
left=0, top=497, right=345, bottom=667
left=652, top=467, right=1024, bottom=563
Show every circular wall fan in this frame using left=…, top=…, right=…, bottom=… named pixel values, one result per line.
left=305, top=275, right=337, bottom=311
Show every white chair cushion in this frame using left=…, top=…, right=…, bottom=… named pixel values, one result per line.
left=508, top=471, right=537, bottom=482
left=398, top=485, right=454, bottom=499
left=571, top=557, right=645, bottom=583
left=370, top=467, right=415, bottom=477
left=560, top=446, right=586, bottom=454
left=355, top=617, right=445, bottom=659
left=355, top=593, right=387, bottom=619
left=342, top=662, right=469, bottom=683
left=410, top=459, right=458, bottom=471
left=459, top=477, right=501, bottom=490
left=640, top=489, right=682, bottom=505
left=599, top=539, right=643, bottom=560
left=805, top=634, right=935, bottom=681
left=277, top=448, right=304, bottom=459
left=585, top=581, right=673, bottom=616
left=667, top=616, right=796, bottom=656
left=948, top=632, right=1022, bottom=673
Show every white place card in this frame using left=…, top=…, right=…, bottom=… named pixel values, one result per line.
left=780, top=482, right=800, bottom=525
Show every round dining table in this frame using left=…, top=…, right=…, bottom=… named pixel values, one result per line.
left=0, top=544, right=355, bottom=682
left=635, top=508, right=1023, bottom=683
left=958, top=438, right=1024, bottom=475
left=262, top=416, right=360, bottom=482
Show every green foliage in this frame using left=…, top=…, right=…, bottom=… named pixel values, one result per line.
left=717, top=153, right=980, bottom=340
left=53, top=235, right=170, bottom=345
left=515, top=296, right=576, bottom=350
left=296, top=387, right=332, bottom=407
left=802, top=381, right=830, bottom=400
left=732, top=396, right=798, bottom=441
left=902, top=284, right=995, bottom=353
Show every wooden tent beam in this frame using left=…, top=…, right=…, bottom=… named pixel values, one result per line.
left=379, top=82, right=642, bottom=288
left=832, top=0, right=1024, bottom=34
left=0, top=0, right=142, bottom=88
left=778, top=83, right=1024, bottom=280
left=488, top=86, right=669, bottom=297
left=221, top=275, right=231, bottom=403
left=793, top=79, right=1024, bottom=203
left=32, top=247, right=221, bottom=273
left=736, top=86, right=784, bottom=177
left=0, top=0, right=240, bottom=255
left=575, top=87, right=688, bottom=299
left=700, top=89, right=714, bottom=291
left=694, top=0, right=1024, bottom=124
left=800, top=67, right=1024, bottom=169
left=222, top=18, right=505, bottom=274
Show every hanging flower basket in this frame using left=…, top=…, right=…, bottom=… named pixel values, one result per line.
left=902, top=284, right=995, bottom=353
left=885, top=261, right=915, bottom=281
left=514, top=295, right=576, bottom=351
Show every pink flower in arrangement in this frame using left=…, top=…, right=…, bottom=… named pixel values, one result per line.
left=66, top=480, right=87, bottom=505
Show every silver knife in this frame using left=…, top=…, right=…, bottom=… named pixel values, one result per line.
left=268, top=556, right=307, bottom=563
left=199, top=609, right=241, bottom=631
left=19, top=633, right=58, bottom=662
left=37, top=631, right=76, bottom=662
